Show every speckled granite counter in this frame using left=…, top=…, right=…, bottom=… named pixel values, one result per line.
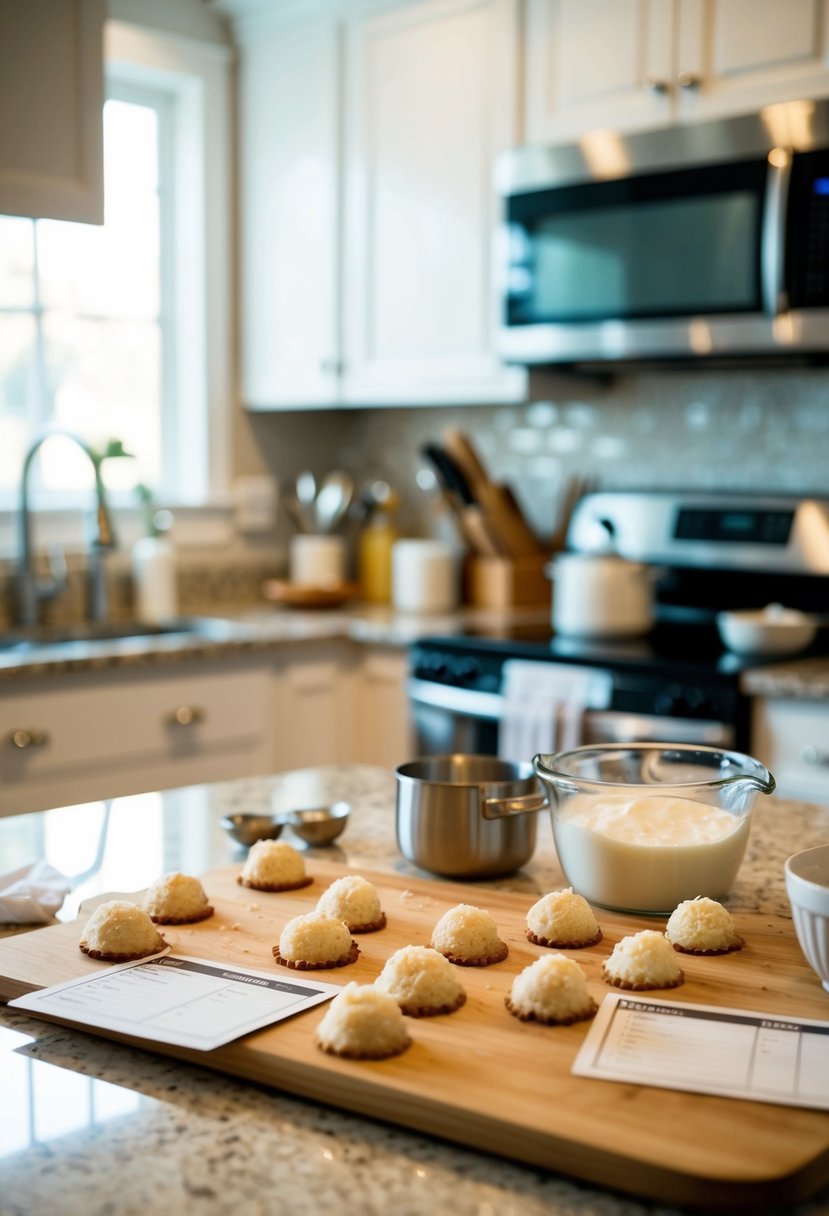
left=1, top=765, right=828, bottom=1216
left=741, top=656, right=829, bottom=700
left=0, top=605, right=547, bottom=684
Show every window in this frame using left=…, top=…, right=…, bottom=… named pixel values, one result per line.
left=0, top=21, right=232, bottom=531
left=0, top=89, right=169, bottom=504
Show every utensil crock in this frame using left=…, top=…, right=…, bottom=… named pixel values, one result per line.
left=395, top=754, right=547, bottom=878
left=534, top=743, right=775, bottom=914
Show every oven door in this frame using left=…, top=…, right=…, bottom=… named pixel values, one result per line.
left=408, top=678, right=736, bottom=758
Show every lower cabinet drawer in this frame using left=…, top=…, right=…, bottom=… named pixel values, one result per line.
left=751, top=698, right=829, bottom=804
left=0, top=664, right=273, bottom=815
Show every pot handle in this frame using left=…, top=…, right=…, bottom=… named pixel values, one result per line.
left=481, top=792, right=548, bottom=820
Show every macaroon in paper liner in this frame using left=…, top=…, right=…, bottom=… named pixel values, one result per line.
left=237, top=875, right=313, bottom=893
left=601, top=963, right=685, bottom=991
left=272, top=940, right=360, bottom=970
left=433, top=940, right=509, bottom=967
left=526, top=928, right=602, bottom=949
left=148, top=905, right=214, bottom=925
left=345, top=912, right=387, bottom=934
left=316, top=1033, right=412, bottom=1061
left=79, top=938, right=168, bottom=963
left=505, top=994, right=597, bottom=1025
left=670, top=937, right=744, bottom=955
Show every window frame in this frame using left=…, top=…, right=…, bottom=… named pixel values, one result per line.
left=0, top=20, right=233, bottom=558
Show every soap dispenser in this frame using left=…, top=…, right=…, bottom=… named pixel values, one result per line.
left=357, top=482, right=399, bottom=605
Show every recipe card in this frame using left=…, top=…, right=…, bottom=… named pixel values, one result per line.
left=573, top=993, right=829, bottom=1111
left=10, top=954, right=342, bottom=1051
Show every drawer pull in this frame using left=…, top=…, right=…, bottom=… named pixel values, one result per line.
left=165, top=706, right=206, bottom=728
left=642, top=76, right=669, bottom=95
left=7, top=728, right=50, bottom=750
left=677, top=72, right=702, bottom=90
left=800, top=745, right=829, bottom=767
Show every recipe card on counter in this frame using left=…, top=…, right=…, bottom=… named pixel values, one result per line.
left=574, top=993, right=829, bottom=1110
left=11, top=954, right=342, bottom=1051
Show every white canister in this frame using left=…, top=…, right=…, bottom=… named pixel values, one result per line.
left=548, top=551, right=656, bottom=637
left=392, top=539, right=458, bottom=614
left=289, top=534, right=346, bottom=587
left=132, top=536, right=178, bottom=623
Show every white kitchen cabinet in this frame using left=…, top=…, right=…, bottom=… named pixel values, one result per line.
left=238, top=17, right=341, bottom=408
left=751, top=697, right=829, bottom=804
left=0, top=660, right=273, bottom=817
left=0, top=0, right=105, bottom=223
left=525, top=0, right=829, bottom=144
left=230, top=0, right=525, bottom=409
left=352, top=646, right=413, bottom=769
left=270, top=641, right=357, bottom=770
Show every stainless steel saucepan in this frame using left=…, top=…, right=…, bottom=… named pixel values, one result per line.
left=395, top=754, right=548, bottom=878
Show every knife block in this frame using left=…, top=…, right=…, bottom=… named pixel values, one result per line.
left=463, top=554, right=551, bottom=610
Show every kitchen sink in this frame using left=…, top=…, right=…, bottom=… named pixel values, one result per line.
left=0, top=617, right=241, bottom=654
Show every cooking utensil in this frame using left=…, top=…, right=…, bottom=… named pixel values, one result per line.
left=420, top=443, right=504, bottom=557
left=220, top=813, right=284, bottom=847
left=294, top=471, right=318, bottom=533
left=535, top=743, right=775, bottom=914
left=395, top=754, right=548, bottom=878
left=314, top=471, right=354, bottom=533
left=441, top=430, right=545, bottom=558
left=547, top=550, right=659, bottom=637
left=283, top=801, right=350, bottom=845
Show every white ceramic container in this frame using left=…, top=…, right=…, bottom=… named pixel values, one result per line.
left=785, top=843, right=829, bottom=993
left=392, top=539, right=458, bottom=613
left=547, top=552, right=657, bottom=637
left=289, top=534, right=346, bottom=587
left=717, top=603, right=818, bottom=656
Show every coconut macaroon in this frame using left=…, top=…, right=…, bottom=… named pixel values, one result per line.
left=430, top=903, right=508, bottom=966
left=142, top=872, right=214, bottom=924
left=525, top=888, right=602, bottom=949
left=506, top=954, right=597, bottom=1026
left=316, top=875, right=386, bottom=933
left=315, top=982, right=412, bottom=1060
left=602, top=929, right=685, bottom=991
left=79, top=900, right=167, bottom=962
left=237, top=839, right=312, bottom=892
left=375, top=946, right=467, bottom=1017
left=273, top=911, right=359, bottom=970
left=665, top=896, right=744, bottom=955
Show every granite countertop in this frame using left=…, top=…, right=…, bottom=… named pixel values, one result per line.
left=1, top=765, right=828, bottom=1216
left=741, top=656, right=829, bottom=700
left=0, top=605, right=549, bottom=684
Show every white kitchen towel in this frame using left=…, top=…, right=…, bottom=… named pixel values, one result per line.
left=0, top=860, right=71, bottom=924
left=497, top=660, right=613, bottom=764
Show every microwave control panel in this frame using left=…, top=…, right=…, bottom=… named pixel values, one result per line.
left=788, top=148, right=829, bottom=309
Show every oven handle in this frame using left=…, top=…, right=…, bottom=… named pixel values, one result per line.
left=407, top=678, right=734, bottom=746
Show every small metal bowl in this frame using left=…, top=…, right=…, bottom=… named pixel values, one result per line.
left=283, top=801, right=350, bottom=846
left=220, top=813, right=284, bottom=848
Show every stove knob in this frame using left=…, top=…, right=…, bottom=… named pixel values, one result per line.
left=451, top=658, right=480, bottom=685
left=654, top=684, right=684, bottom=716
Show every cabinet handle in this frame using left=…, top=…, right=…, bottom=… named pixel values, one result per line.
left=642, top=76, right=670, bottom=94
left=677, top=72, right=701, bottom=90
left=7, top=728, right=50, bottom=750
left=800, top=745, right=829, bottom=767
left=165, top=706, right=206, bottom=728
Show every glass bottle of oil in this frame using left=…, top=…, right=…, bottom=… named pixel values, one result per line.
left=358, top=486, right=399, bottom=604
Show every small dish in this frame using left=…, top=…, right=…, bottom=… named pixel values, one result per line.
left=785, top=843, right=829, bottom=993
left=262, top=580, right=359, bottom=610
left=220, top=813, right=284, bottom=848
left=283, top=802, right=350, bottom=846
left=717, top=603, right=817, bottom=657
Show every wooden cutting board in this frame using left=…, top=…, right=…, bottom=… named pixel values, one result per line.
left=1, top=859, right=827, bottom=1209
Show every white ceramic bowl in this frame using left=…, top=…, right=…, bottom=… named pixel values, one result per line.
left=717, top=604, right=817, bottom=657
left=785, top=843, right=829, bottom=993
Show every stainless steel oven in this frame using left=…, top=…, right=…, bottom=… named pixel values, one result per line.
left=408, top=491, right=829, bottom=761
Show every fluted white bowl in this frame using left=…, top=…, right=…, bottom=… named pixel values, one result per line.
left=785, top=843, right=829, bottom=994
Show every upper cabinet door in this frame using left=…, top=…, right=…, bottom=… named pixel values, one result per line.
left=342, top=0, right=525, bottom=405
left=0, top=0, right=104, bottom=223
left=524, top=0, right=674, bottom=144
left=676, top=0, right=829, bottom=121
left=239, top=19, right=342, bottom=409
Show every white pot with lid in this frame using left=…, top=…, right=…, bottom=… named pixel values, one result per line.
left=547, top=551, right=658, bottom=638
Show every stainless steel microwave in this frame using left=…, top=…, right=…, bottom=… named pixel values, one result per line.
left=495, top=99, right=829, bottom=365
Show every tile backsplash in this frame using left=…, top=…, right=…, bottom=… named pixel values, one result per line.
left=340, top=367, right=829, bottom=541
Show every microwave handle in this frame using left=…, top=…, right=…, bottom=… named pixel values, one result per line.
left=761, top=150, right=792, bottom=316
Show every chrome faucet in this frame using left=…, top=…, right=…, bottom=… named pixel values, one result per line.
left=16, top=431, right=117, bottom=627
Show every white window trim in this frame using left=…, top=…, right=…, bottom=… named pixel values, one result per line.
left=105, top=20, right=234, bottom=507
left=0, top=21, right=234, bottom=561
